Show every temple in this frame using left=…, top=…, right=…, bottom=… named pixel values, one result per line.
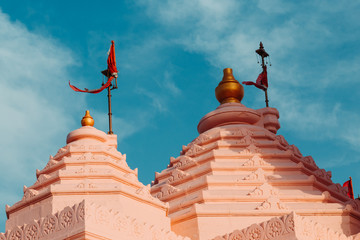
left=1, top=68, right=360, bottom=240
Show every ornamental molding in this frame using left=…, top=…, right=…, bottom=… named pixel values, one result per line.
left=235, top=135, right=257, bottom=145
left=172, top=155, right=197, bottom=169
left=185, top=143, right=205, bottom=157
left=156, top=184, right=180, bottom=199
left=167, top=169, right=190, bottom=184
left=1, top=200, right=189, bottom=240
left=314, top=168, right=332, bottom=183
left=256, top=196, right=288, bottom=210
left=2, top=201, right=84, bottom=240
left=243, top=168, right=266, bottom=182
left=301, top=156, right=319, bottom=170
left=275, top=135, right=288, bottom=148
left=240, top=144, right=262, bottom=155
left=213, top=213, right=294, bottom=240
left=228, top=127, right=254, bottom=137
left=287, top=145, right=302, bottom=158
left=329, top=183, right=348, bottom=197
left=192, top=133, right=212, bottom=145
left=213, top=212, right=353, bottom=240
left=248, top=183, right=279, bottom=197
left=53, top=146, right=69, bottom=160
left=242, top=155, right=270, bottom=167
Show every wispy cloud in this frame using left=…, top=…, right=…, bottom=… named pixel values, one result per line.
left=139, top=0, right=360, bottom=156
left=0, top=9, right=83, bottom=228
left=135, top=87, right=167, bottom=112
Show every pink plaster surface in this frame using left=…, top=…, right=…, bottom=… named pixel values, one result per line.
left=2, top=101, right=360, bottom=239
left=151, top=102, right=360, bottom=239
left=1, top=125, right=189, bottom=240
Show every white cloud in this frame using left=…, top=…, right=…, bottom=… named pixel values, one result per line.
left=0, top=9, right=84, bottom=228
left=162, top=71, right=181, bottom=96
left=135, top=87, right=167, bottom=112
left=139, top=0, right=360, bottom=154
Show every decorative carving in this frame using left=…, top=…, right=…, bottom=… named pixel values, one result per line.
left=285, top=213, right=295, bottom=233
left=44, top=155, right=58, bottom=170
left=53, top=146, right=69, bottom=159
left=2, top=201, right=96, bottom=240
left=185, top=143, right=205, bottom=157
left=192, top=133, right=212, bottom=145
left=256, top=196, right=288, bottom=210
left=76, top=200, right=85, bottom=222
left=34, top=174, right=51, bottom=187
left=301, top=156, right=319, bottom=169
left=173, top=156, right=197, bottom=169
left=265, top=217, right=285, bottom=239
left=314, top=168, right=332, bottom=182
left=242, top=155, right=269, bottom=167
left=77, top=152, right=95, bottom=161
left=167, top=169, right=190, bottom=183
left=136, top=186, right=154, bottom=200
left=80, top=202, right=189, bottom=240
left=229, top=230, right=245, bottom=240
left=293, top=212, right=352, bottom=240
left=212, top=212, right=353, bottom=240
left=131, top=219, right=145, bottom=238
left=248, top=183, right=278, bottom=196
left=157, top=184, right=180, bottom=199
left=236, top=135, right=256, bottom=145
left=41, top=214, right=58, bottom=236
left=113, top=215, right=129, bottom=232
left=297, top=162, right=304, bottom=169
left=275, top=135, right=288, bottom=147
left=58, top=206, right=75, bottom=230
left=288, top=145, right=302, bottom=158
left=230, top=127, right=253, bottom=137
left=244, top=135, right=256, bottom=145
left=23, top=189, right=39, bottom=200
left=95, top=206, right=111, bottom=225
left=88, top=145, right=102, bottom=151
left=7, top=226, right=23, bottom=240
left=182, top=144, right=190, bottom=153
left=24, top=221, right=40, bottom=240
left=240, top=144, right=261, bottom=154
left=245, top=224, right=264, bottom=240
left=243, top=168, right=266, bottom=181
left=329, top=183, right=348, bottom=196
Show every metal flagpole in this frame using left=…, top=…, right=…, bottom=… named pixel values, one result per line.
left=107, top=83, right=113, bottom=134
left=256, top=42, right=270, bottom=107
left=70, top=40, right=118, bottom=135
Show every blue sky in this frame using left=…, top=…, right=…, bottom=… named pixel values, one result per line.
left=0, top=0, right=360, bottom=232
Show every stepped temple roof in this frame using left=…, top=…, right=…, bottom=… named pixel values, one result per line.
left=1, top=68, right=360, bottom=240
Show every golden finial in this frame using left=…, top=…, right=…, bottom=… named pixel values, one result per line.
left=81, top=110, right=94, bottom=127
left=215, top=68, right=244, bottom=104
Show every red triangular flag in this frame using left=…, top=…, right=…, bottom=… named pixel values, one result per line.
left=242, top=66, right=268, bottom=91
left=107, top=40, right=118, bottom=78
left=69, top=41, right=118, bottom=94
left=343, top=179, right=354, bottom=199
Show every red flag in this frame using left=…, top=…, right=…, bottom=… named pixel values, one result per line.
left=343, top=178, right=354, bottom=199
left=107, top=40, right=118, bottom=78
left=68, top=77, right=113, bottom=93
left=69, top=41, right=118, bottom=94
left=242, top=65, right=268, bottom=91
